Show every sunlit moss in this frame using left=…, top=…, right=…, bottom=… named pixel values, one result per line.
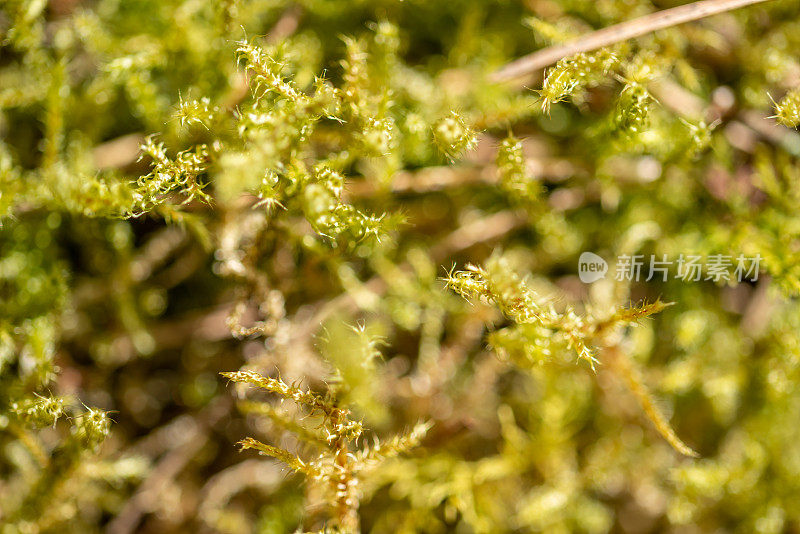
left=3, top=0, right=800, bottom=532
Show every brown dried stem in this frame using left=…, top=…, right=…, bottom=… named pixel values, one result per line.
left=492, top=0, right=774, bottom=82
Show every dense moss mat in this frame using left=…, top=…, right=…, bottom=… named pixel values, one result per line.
left=2, top=0, right=800, bottom=532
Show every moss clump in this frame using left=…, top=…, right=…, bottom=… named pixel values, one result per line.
left=3, top=0, right=800, bottom=532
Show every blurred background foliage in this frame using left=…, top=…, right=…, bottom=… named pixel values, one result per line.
left=2, top=0, right=800, bottom=532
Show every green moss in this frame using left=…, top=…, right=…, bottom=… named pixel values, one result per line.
left=3, top=0, right=800, bottom=532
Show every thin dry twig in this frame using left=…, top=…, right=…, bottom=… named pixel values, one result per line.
left=492, top=0, right=774, bottom=82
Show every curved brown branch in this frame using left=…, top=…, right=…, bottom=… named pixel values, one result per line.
left=492, top=0, right=774, bottom=82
